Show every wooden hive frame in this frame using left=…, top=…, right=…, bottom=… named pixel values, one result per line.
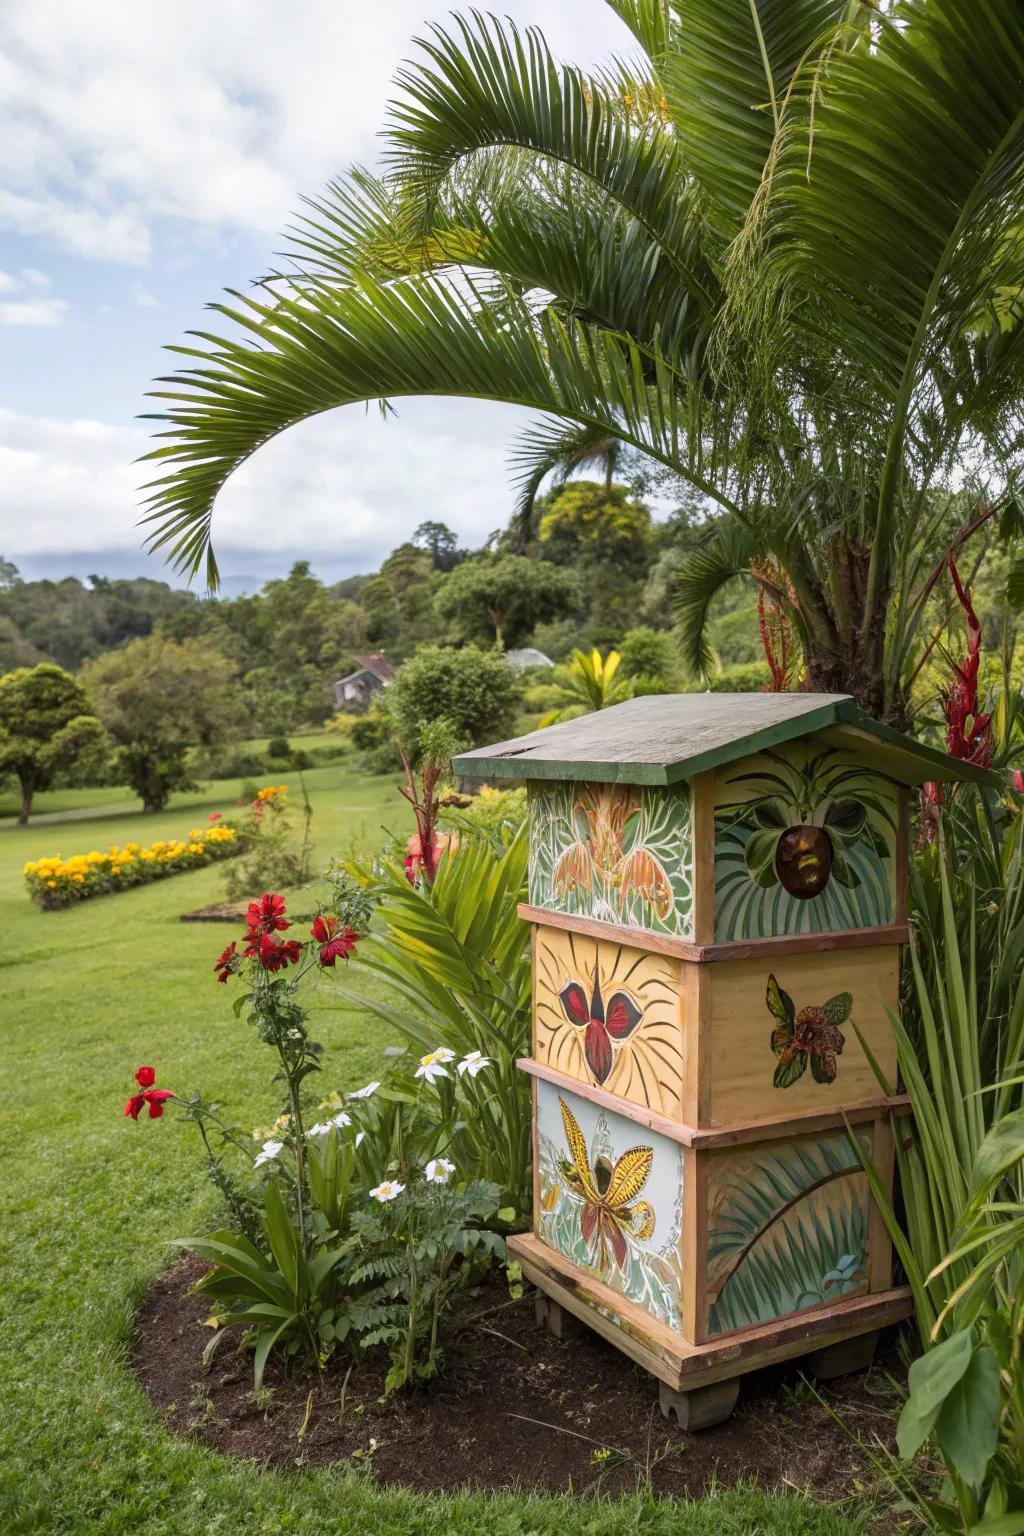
left=455, top=696, right=1000, bottom=1427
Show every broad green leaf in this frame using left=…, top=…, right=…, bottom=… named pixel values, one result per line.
left=934, top=1346, right=1001, bottom=1491
left=896, top=1328, right=975, bottom=1460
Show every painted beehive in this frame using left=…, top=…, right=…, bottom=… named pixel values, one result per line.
left=455, top=694, right=997, bottom=1424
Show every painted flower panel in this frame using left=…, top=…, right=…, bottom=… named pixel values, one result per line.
left=713, top=744, right=899, bottom=942
left=529, top=780, right=694, bottom=937
left=535, top=1080, right=684, bottom=1330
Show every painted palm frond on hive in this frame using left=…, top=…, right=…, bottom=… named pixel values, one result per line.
left=714, top=745, right=898, bottom=941
left=535, top=1081, right=683, bottom=1329
left=529, top=780, right=693, bottom=937
left=706, top=1132, right=870, bottom=1336
left=534, top=930, right=684, bottom=1115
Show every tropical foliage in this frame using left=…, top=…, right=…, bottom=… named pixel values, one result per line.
left=538, top=648, right=630, bottom=725
left=134, top=1, right=1024, bottom=727
left=336, top=824, right=533, bottom=1211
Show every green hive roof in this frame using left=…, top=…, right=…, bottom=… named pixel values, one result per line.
left=453, top=693, right=1003, bottom=788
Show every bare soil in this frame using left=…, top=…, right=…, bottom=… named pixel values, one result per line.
left=134, top=1256, right=904, bottom=1500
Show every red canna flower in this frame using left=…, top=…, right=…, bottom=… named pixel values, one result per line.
left=123, top=1066, right=175, bottom=1120
left=245, top=892, right=289, bottom=940
left=251, top=932, right=302, bottom=972
left=311, top=914, right=358, bottom=967
left=213, top=940, right=238, bottom=983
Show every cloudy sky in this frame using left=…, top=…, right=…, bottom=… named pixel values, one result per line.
left=0, top=0, right=633, bottom=589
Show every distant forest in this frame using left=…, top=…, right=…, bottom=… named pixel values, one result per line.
left=0, top=479, right=769, bottom=733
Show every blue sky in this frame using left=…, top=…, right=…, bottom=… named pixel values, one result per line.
left=0, top=0, right=633, bottom=589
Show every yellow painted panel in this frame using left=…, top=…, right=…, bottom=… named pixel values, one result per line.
left=534, top=927, right=686, bottom=1118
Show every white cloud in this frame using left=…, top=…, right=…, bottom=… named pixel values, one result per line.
left=0, top=0, right=634, bottom=263
left=0, top=265, right=66, bottom=323
left=0, top=294, right=66, bottom=325
left=0, top=396, right=538, bottom=572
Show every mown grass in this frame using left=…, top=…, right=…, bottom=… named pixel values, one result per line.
left=0, top=768, right=871, bottom=1534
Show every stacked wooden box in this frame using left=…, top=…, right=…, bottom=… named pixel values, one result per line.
left=455, top=694, right=996, bottom=1426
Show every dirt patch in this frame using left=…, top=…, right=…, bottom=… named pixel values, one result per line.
left=134, top=1255, right=904, bottom=1500
left=180, top=902, right=315, bottom=923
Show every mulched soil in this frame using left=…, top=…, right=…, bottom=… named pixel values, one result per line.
left=134, top=1255, right=905, bottom=1501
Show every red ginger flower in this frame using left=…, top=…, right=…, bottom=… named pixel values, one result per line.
left=945, top=558, right=992, bottom=769
left=245, top=892, right=289, bottom=940
left=311, top=914, right=358, bottom=967
left=1013, top=770, right=1024, bottom=795
left=248, top=932, right=302, bottom=972
left=124, top=1066, right=174, bottom=1120
left=214, top=940, right=238, bottom=983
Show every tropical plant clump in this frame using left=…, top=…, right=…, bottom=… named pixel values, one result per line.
left=123, top=886, right=509, bottom=1394
left=24, top=815, right=239, bottom=909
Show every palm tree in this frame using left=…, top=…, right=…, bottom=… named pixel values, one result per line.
left=141, top=1, right=1024, bottom=726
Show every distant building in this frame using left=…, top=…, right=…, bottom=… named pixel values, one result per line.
left=332, top=652, right=396, bottom=711
left=505, top=647, right=554, bottom=672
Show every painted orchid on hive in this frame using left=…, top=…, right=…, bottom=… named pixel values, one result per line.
left=529, top=780, right=694, bottom=936
left=556, top=1095, right=655, bottom=1272
left=558, top=966, right=642, bottom=1086
left=766, top=973, right=851, bottom=1087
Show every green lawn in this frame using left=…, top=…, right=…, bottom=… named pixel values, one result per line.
left=0, top=768, right=870, bottom=1535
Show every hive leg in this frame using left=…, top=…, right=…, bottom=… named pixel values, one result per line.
left=658, top=1377, right=740, bottom=1430
left=803, top=1329, right=879, bottom=1381
left=534, top=1292, right=583, bottom=1340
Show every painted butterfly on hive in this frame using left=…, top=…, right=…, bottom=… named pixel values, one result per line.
left=765, top=973, right=852, bottom=1087
left=558, top=965, right=643, bottom=1086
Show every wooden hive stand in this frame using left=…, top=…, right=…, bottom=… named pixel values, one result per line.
left=455, top=695, right=999, bottom=1428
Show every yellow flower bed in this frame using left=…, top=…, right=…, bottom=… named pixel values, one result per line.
left=24, top=821, right=240, bottom=910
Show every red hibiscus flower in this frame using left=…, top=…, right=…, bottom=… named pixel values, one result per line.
left=213, top=941, right=238, bottom=983
left=245, top=892, right=289, bottom=940
left=311, top=914, right=358, bottom=967
left=251, top=932, right=302, bottom=972
left=124, top=1066, right=175, bottom=1120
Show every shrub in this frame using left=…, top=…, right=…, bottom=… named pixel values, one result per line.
left=24, top=818, right=239, bottom=909
left=266, top=735, right=291, bottom=760
left=223, top=783, right=313, bottom=900
left=387, top=645, right=522, bottom=758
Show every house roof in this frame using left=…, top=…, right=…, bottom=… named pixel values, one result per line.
left=334, top=653, right=395, bottom=688
left=353, top=652, right=395, bottom=683
left=453, top=692, right=1003, bottom=789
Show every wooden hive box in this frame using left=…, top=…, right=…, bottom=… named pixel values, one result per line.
left=455, top=694, right=999, bottom=1427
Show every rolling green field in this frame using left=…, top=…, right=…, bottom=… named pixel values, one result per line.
left=0, top=767, right=869, bottom=1535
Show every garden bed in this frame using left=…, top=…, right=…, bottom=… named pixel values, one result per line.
left=136, top=1255, right=902, bottom=1500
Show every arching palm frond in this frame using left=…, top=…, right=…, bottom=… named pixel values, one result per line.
left=385, top=12, right=714, bottom=310
left=672, top=517, right=759, bottom=677
left=139, top=272, right=736, bottom=586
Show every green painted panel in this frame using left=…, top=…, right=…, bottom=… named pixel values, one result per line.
left=536, top=1079, right=684, bottom=1330
left=713, top=743, right=899, bottom=941
left=706, top=1129, right=871, bottom=1337
left=528, top=779, right=694, bottom=937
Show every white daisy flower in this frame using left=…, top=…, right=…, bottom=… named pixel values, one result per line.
left=254, top=1138, right=284, bottom=1168
left=425, top=1158, right=455, bottom=1184
left=457, top=1050, right=492, bottom=1078
left=415, top=1049, right=453, bottom=1083
left=369, top=1179, right=405, bottom=1202
left=348, top=1081, right=380, bottom=1100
